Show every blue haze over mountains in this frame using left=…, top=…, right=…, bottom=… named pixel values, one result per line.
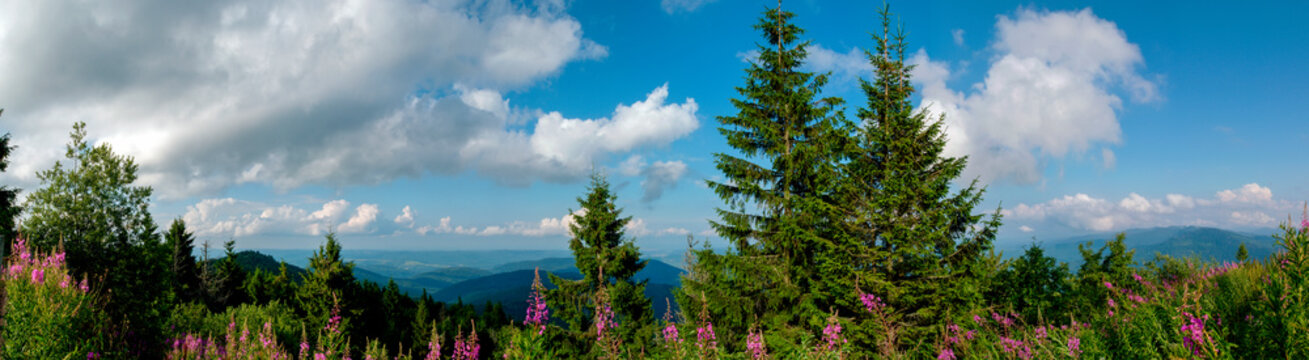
left=218, top=226, right=1275, bottom=321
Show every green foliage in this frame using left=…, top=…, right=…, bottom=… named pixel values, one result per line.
left=836, top=5, right=1001, bottom=352
left=211, top=240, right=250, bottom=309
left=1236, top=242, right=1249, bottom=262
left=685, top=4, right=848, bottom=352
left=989, top=244, right=1073, bottom=324
left=21, top=122, right=171, bottom=357
left=297, top=233, right=358, bottom=338
left=547, top=172, right=653, bottom=357
left=1074, top=233, right=1137, bottom=317
left=1, top=238, right=107, bottom=359
left=166, top=219, right=204, bottom=304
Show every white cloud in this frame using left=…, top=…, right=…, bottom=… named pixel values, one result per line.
left=394, top=205, right=414, bottom=226
left=806, top=46, right=873, bottom=89
left=1006, top=183, right=1296, bottom=233
left=416, top=210, right=583, bottom=237
left=951, top=29, right=966, bottom=46
left=1019, top=225, right=1034, bottom=233
left=0, top=0, right=704, bottom=199
left=661, top=0, right=717, bottom=14
left=338, top=203, right=379, bottom=233
left=1216, top=183, right=1273, bottom=204
left=624, top=218, right=691, bottom=237
left=524, top=84, right=698, bottom=175
left=909, top=8, right=1158, bottom=184
left=183, top=198, right=390, bottom=237
left=1102, top=148, right=1116, bottom=169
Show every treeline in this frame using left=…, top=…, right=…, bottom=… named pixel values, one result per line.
left=5, top=2, right=1309, bottom=360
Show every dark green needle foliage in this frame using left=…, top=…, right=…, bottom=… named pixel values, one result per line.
left=988, top=244, right=1073, bottom=324
left=837, top=5, right=1001, bottom=351
left=681, top=3, right=849, bottom=352
left=547, top=172, right=653, bottom=357
left=166, top=218, right=204, bottom=304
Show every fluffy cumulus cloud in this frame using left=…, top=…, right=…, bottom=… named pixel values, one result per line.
left=1005, top=183, right=1298, bottom=233
left=913, top=8, right=1159, bottom=183
left=183, top=198, right=383, bottom=237
left=0, top=0, right=697, bottom=198
left=805, top=8, right=1159, bottom=184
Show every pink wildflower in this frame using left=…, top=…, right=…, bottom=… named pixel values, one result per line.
left=746, top=330, right=767, bottom=359
left=1067, top=336, right=1081, bottom=358
left=937, top=347, right=956, bottom=360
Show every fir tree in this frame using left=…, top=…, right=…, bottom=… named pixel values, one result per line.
left=165, top=218, right=203, bottom=304
left=212, top=240, right=248, bottom=309
left=1237, top=242, right=1249, bottom=262
left=546, top=172, right=653, bottom=356
left=838, top=5, right=1001, bottom=349
left=297, top=233, right=358, bottom=338
left=681, top=3, right=850, bottom=352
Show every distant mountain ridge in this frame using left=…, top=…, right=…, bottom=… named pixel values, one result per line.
left=1004, top=226, right=1281, bottom=268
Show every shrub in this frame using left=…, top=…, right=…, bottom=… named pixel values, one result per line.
left=2, top=237, right=106, bottom=359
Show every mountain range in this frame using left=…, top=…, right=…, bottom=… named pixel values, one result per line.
left=999, top=226, right=1280, bottom=269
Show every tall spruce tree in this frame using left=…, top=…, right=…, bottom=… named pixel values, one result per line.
left=165, top=218, right=203, bottom=304
left=546, top=172, right=653, bottom=357
left=839, top=5, right=1001, bottom=350
left=680, top=3, right=849, bottom=352
left=297, top=233, right=358, bottom=340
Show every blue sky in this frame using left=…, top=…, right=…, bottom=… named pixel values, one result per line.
left=0, top=0, right=1305, bottom=252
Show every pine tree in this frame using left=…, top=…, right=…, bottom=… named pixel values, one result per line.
left=1237, top=242, right=1249, bottom=262
left=297, top=233, right=358, bottom=337
left=680, top=3, right=848, bottom=351
left=546, top=172, right=653, bottom=356
left=165, top=218, right=203, bottom=304
left=212, top=240, right=248, bottom=308
left=838, top=5, right=1001, bottom=349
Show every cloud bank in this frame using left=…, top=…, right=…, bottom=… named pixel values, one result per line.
left=0, top=0, right=697, bottom=198
left=1005, top=183, right=1299, bottom=233
left=807, top=8, right=1159, bottom=184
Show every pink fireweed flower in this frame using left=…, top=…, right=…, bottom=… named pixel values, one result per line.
left=821, top=318, right=846, bottom=352
left=1181, top=312, right=1211, bottom=356
left=746, top=330, right=767, bottom=359
left=696, top=322, right=717, bottom=351
left=1067, top=336, right=1081, bottom=358
left=937, top=347, right=956, bottom=360
left=524, top=268, right=550, bottom=336
left=31, top=268, right=44, bottom=283
left=453, top=329, right=480, bottom=360
left=594, top=304, right=616, bottom=338
left=1104, top=281, right=1113, bottom=289
left=972, top=314, right=983, bottom=324
left=859, top=291, right=886, bottom=314
left=1108, top=298, right=1116, bottom=308
left=663, top=323, right=681, bottom=344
